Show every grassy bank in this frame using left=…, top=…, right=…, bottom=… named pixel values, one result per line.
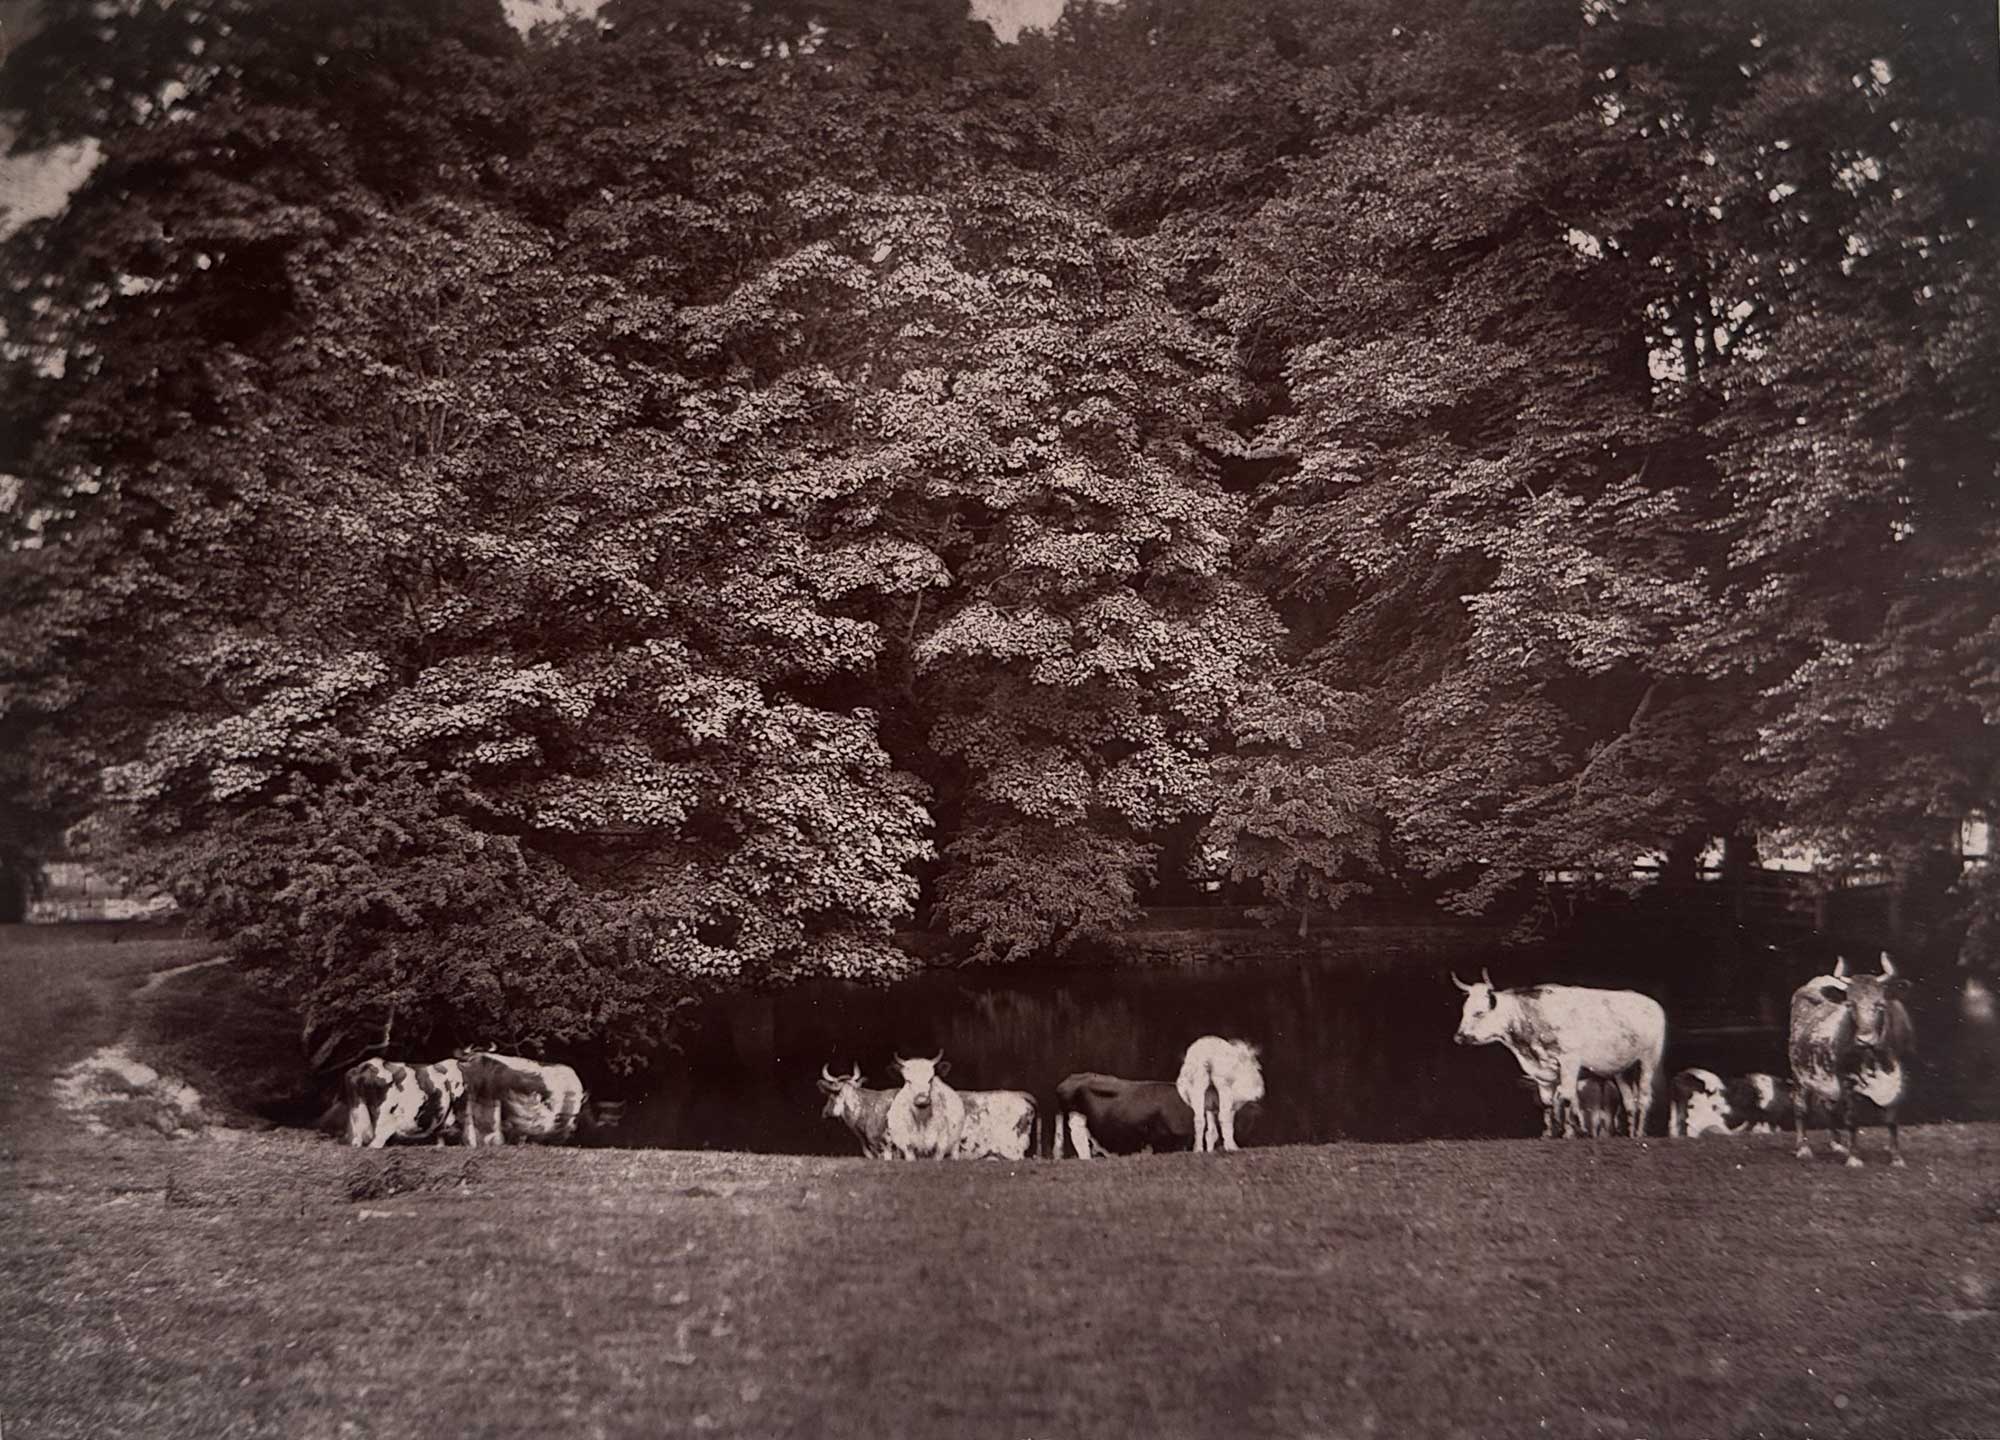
left=6, top=1127, right=2000, bottom=1439
left=5, top=928, right=1999, bottom=1439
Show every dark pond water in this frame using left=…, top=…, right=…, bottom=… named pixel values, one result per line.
left=604, top=924, right=2000, bottom=1153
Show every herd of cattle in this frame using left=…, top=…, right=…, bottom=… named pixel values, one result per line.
left=324, top=954, right=1916, bottom=1168
left=324, top=1047, right=621, bottom=1149
left=1450, top=952, right=1915, bottom=1166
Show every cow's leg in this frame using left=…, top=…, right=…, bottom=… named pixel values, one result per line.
left=1553, top=1066, right=1583, bottom=1143
left=1624, top=1061, right=1652, bottom=1139
left=1886, top=1107, right=1905, bottom=1168
left=1066, top=1112, right=1092, bottom=1160
left=465, top=1099, right=502, bottom=1147
left=1794, top=1088, right=1816, bottom=1160
left=1841, top=1084, right=1864, bottom=1168
left=345, top=1105, right=373, bottom=1149
left=1218, top=1095, right=1242, bottom=1153
left=1825, top=1087, right=1851, bottom=1160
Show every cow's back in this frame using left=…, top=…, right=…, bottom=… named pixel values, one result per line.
left=1059, top=1073, right=1194, bottom=1153
left=1513, top=986, right=1666, bottom=1072
left=958, top=1089, right=1037, bottom=1159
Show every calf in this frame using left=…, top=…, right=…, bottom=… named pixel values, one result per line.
left=1671, top=1069, right=1794, bottom=1137
left=1452, top=970, right=1666, bottom=1138
left=1576, top=1072, right=1625, bottom=1137
left=1176, top=1036, right=1265, bottom=1154
left=818, top=1063, right=895, bottom=1158
left=1790, top=954, right=1916, bottom=1168
left=337, top=1057, right=465, bottom=1148
left=1053, top=1073, right=1194, bottom=1158
left=882, top=1054, right=965, bottom=1161
left=458, top=1051, right=587, bottom=1146
left=1519, top=1072, right=1624, bottom=1137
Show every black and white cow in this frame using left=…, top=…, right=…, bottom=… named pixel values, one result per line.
left=335, top=1057, right=465, bottom=1147
left=1670, top=1068, right=1794, bottom=1137
left=1790, top=954, right=1916, bottom=1168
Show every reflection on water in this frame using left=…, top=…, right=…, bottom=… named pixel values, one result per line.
left=608, top=928, right=1999, bottom=1153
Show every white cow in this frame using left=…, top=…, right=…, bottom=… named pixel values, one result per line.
left=954, top=1089, right=1039, bottom=1161
left=883, top=1054, right=966, bottom=1161
left=1175, top=1036, right=1265, bottom=1154
left=1451, top=970, right=1666, bottom=1139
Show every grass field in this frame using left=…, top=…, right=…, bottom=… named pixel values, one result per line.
left=5, top=928, right=2000, bottom=1440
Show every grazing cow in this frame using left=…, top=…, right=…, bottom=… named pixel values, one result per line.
left=1790, top=954, right=1915, bottom=1168
left=1671, top=1069, right=1795, bottom=1137
left=1176, top=1036, right=1265, bottom=1154
left=954, top=1088, right=1040, bottom=1161
left=458, top=1051, right=587, bottom=1146
left=1052, top=1073, right=1194, bottom=1158
left=337, top=1057, right=465, bottom=1148
left=818, top=1064, right=896, bottom=1158
left=1451, top=970, right=1666, bottom=1139
left=882, top=1054, right=965, bottom=1161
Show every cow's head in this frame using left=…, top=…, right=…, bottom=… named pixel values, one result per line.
left=1450, top=969, right=1505, bottom=1045
left=1823, top=953, right=1908, bottom=1053
left=894, top=1053, right=950, bottom=1114
left=818, top=1063, right=865, bottom=1119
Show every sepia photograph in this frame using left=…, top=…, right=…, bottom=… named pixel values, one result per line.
left=2, top=0, right=1997, bottom=1436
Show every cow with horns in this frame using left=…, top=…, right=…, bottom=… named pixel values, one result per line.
left=882, top=1053, right=965, bottom=1161
left=1790, top=953, right=1916, bottom=1168
left=818, top=1064, right=896, bottom=1158
left=1452, top=969, right=1667, bottom=1139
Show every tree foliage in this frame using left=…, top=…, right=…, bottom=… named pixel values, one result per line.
left=2, top=0, right=1995, bottom=1053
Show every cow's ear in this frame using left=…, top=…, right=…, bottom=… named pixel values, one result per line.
left=935, top=1060, right=951, bottom=1077
left=1819, top=983, right=1848, bottom=1004
left=1885, top=976, right=1911, bottom=995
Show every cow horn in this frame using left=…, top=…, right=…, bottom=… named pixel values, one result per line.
left=1481, top=967, right=1494, bottom=989
left=1833, top=956, right=1849, bottom=978
left=930, top=1050, right=944, bottom=1064
left=820, top=1063, right=837, bottom=1084
left=1879, top=952, right=1896, bottom=978
left=1450, top=972, right=1473, bottom=993
left=846, top=1064, right=862, bottom=1083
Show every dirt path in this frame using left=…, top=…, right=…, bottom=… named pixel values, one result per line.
left=134, top=953, right=236, bottom=995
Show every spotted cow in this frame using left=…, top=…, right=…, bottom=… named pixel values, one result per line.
left=1452, top=970, right=1667, bottom=1139
left=1176, top=1036, right=1265, bottom=1154
left=336, top=1057, right=465, bottom=1148
left=458, top=1051, right=587, bottom=1146
left=954, top=1088, right=1039, bottom=1161
left=1670, top=1068, right=1794, bottom=1138
left=1790, top=954, right=1915, bottom=1168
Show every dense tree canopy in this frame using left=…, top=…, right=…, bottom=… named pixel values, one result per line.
left=3, top=0, right=1994, bottom=1056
